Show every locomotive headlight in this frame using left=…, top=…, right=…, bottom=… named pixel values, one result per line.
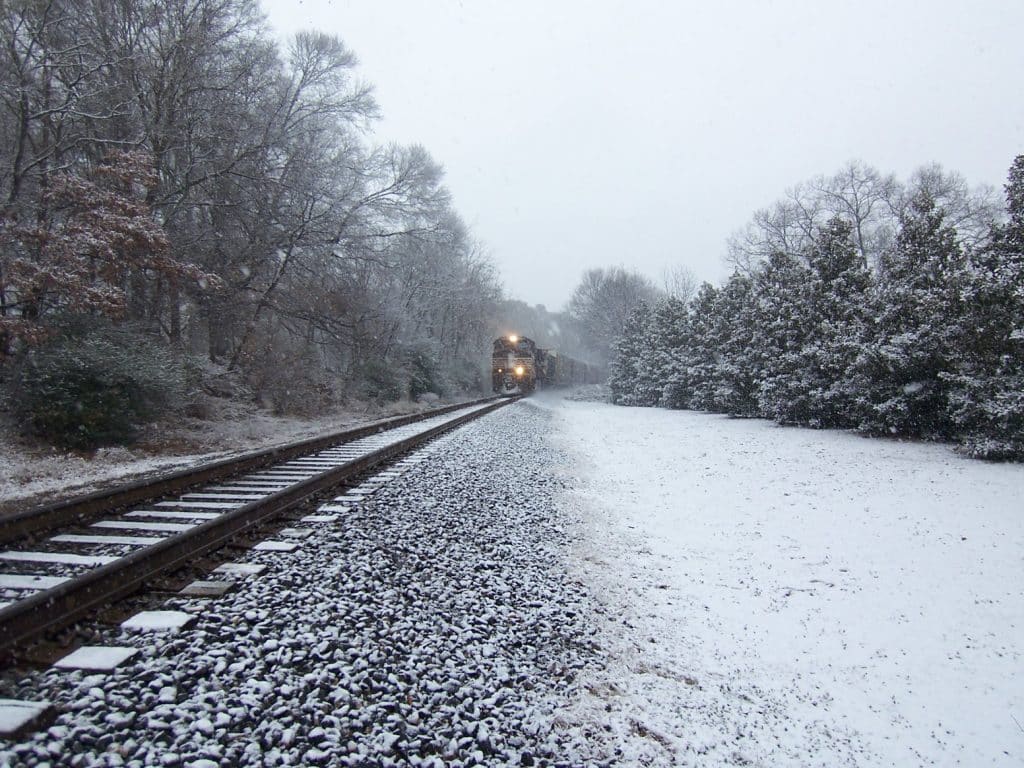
left=509, top=334, right=519, bottom=343
left=515, top=365, right=525, bottom=376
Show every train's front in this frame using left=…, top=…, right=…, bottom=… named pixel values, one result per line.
left=491, top=334, right=536, bottom=396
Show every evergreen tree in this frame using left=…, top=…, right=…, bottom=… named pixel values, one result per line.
left=948, top=155, right=1024, bottom=458
left=754, top=220, right=872, bottom=427
left=686, top=283, right=721, bottom=411
left=711, top=272, right=759, bottom=416
left=631, top=311, right=664, bottom=407
left=852, top=192, right=968, bottom=438
left=607, top=302, right=651, bottom=405
left=636, top=296, right=690, bottom=407
left=799, top=218, right=873, bottom=426
left=753, top=250, right=815, bottom=423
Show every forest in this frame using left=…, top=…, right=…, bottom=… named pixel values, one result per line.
left=608, top=157, right=1024, bottom=460
left=0, top=0, right=514, bottom=448
left=2, top=1, right=1019, bottom=463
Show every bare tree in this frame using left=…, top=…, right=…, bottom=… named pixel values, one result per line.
left=0, top=0, right=504, bottom=412
left=900, top=164, right=1001, bottom=252
left=568, top=266, right=660, bottom=366
left=660, top=264, right=697, bottom=303
left=727, top=160, right=1001, bottom=275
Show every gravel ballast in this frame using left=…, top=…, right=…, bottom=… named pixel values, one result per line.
left=0, top=401, right=606, bottom=767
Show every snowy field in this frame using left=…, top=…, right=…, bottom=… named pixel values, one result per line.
left=541, top=394, right=1024, bottom=766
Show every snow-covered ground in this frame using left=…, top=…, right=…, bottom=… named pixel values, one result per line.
left=2, top=394, right=1021, bottom=766
left=542, top=394, right=1024, bottom=766
left=0, top=400, right=440, bottom=514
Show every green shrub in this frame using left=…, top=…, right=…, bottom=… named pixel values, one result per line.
left=7, top=320, right=188, bottom=449
left=404, top=346, right=443, bottom=399
left=355, top=359, right=403, bottom=404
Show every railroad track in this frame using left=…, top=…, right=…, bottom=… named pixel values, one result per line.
left=0, top=397, right=511, bottom=661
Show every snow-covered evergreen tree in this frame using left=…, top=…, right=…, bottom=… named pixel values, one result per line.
left=636, top=296, right=690, bottom=407
left=631, top=307, right=665, bottom=408
left=947, top=155, right=1024, bottom=458
left=749, top=220, right=869, bottom=427
left=607, top=302, right=651, bottom=405
left=799, top=218, right=873, bottom=426
left=711, top=272, right=759, bottom=416
left=753, top=250, right=815, bottom=423
left=685, top=283, right=722, bottom=411
left=852, top=192, right=968, bottom=438
left=604, top=157, right=1022, bottom=463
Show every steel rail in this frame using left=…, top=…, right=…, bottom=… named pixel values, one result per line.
left=0, top=398, right=511, bottom=659
left=0, top=397, right=500, bottom=546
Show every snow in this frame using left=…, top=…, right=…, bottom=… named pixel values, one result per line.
left=279, top=528, right=313, bottom=539
left=211, top=563, right=265, bottom=577
left=120, top=611, right=194, bottom=632
left=52, top=646, right=139, bottom=672
left=124, top=510, right=219, bottom=521
left=0, top=700, right=52, bottom=736
left=178, top=580, right=236, bottom=598
left=316, top=504, right=350, bottom=514
left=90, top=520, right=194, bottom=533
left=0, top=551, right=116, bottom=566
left=546, top=395, right=1024, bottom=766
left=0, top=574, right=69, bottom=590
left=251, top=541, right=298, bottom=552
left=154, top=500, right=250, bottom=509
left=180, top=493, right=266, bottom=500
left=50, top=533, right=163, bottom=546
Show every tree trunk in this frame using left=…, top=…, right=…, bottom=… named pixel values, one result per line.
left=168, top=279, right=181, bottom=347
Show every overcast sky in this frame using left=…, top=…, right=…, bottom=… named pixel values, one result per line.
left=259, top=0, right=1024, bottom=311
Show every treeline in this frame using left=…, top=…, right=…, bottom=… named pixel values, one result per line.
left=609, top=157, right=1024, bottom=460
left=0, top=0, right=501, bottom=446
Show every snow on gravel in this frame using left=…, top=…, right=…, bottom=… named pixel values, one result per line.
left=542, top=395, right=1024, bottom=767
left=0, top=401, right=603, bottom=767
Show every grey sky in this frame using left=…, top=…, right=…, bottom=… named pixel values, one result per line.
left=260, top=0, right=1024, bottom=311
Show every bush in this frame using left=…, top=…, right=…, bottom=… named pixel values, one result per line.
left=6, top=320, right=189, bottom=449
left=351, top=344, right=450, bottom=404
left=355, top=359, right=404, bottom=404
left=403, top=346, right=444, bottom=400
left=245, top=348, right=337, bottom=416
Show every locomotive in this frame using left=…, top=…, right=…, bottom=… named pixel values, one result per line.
left=491, top=334, right=597, bottom=396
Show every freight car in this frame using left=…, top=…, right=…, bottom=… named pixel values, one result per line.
left=491, top=334, right=597, bottom=396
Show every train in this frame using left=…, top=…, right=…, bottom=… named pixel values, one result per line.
left=491, top=334, right=599, bottom=396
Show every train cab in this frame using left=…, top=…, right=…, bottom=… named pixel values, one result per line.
left=491, top=334, right=538, bottom=395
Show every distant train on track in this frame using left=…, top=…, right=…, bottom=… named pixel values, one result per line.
left=491, top=334, right=599, bottom=396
